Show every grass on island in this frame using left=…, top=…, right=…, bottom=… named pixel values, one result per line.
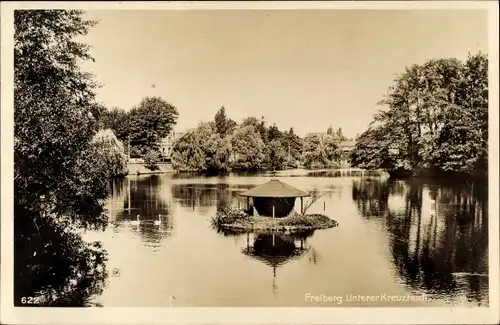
left=211, top=206, right=338, bottom=232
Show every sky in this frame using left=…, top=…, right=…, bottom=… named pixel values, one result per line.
left=80, top=9, right=488, bottom=138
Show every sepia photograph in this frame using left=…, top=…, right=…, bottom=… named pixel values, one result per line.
left=1, top=1, right=499, bottom=324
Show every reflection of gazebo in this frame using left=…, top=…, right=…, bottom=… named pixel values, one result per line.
left=242, top=232, right=311, bottom=294
left=239, top=178, right=310, bottom=217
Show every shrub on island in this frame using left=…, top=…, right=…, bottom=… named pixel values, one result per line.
left=211, top=207, right=338, bottom=231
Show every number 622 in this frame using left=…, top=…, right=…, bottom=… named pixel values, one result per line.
left=21, top=297, right=40, bottom=304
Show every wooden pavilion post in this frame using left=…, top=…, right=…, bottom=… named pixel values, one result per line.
left=300, top=197, right=303, bottom=215
left=272, top=203, right=275, bottom=219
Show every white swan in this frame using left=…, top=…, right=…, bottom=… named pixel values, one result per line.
left=130, top=214, right=140, bottom=225
left=154, top=214, right=162, bottom=225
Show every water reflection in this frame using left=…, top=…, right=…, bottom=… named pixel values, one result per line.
left=171, top=183, right=251, bottom=213
left=242, top=231, right=314, bottom=294
left=95, top=172, right=488, bottom=307
left=352, top=178, right=489, bottom=305
left=308, top=170, right=384, bottom=178
left=109, top=175, right=174, bottom=247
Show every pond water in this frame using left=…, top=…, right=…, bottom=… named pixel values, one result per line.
left=85, top=170, right=489, bottom=307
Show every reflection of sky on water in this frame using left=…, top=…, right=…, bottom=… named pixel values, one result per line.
left=95, top=171, right=488, bottom=307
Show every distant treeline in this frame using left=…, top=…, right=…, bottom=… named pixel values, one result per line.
left=99, top=96, right=179, bottom=158
left=350, top=52, right=488, bottom=179
left=100, top=100, right=352, bottom=172
left=170, top=107, right=351, bottom=172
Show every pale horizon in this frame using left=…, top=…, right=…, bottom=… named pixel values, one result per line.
left=80, top=10, right=488, bottom=138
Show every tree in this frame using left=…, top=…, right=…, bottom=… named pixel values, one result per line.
left=281, top=127, right=303, bottom=165
left=14, top=10, right=108, bottom=305
left=214, top=106, right=237, bottom=136
left=171, top=131, right=206, bottom=171
left=323, top=134, right=341, bottom=164
left=195, top=122, right=231, bottom=171
left=171, top=122, right=231, bottom=172
left=267, top=140, right=287, bottom=170
left=231, top=125, right=267, bottom=170
left=351, top=53, right=488, bottom=178
left=92, top=129, right=128, bottom=177
left=327, top=125, right=334, bottom=136
left=128, top=96, right=178, bottom=155
left=267, top=123, right=283, bottom=142
left=437, top=52, right=488, bottom=176
left=350, top=125, right=396, bottom=170
left=143, top=150, right=160, bottom=171
left=213, top=136, right=232, bottom=171
left=99, top=106, right=130, bottom=143
left=302, top=135, right=328, bottom=169
left=302, top=134, right=340, bottom=169
left=241, top=116, right=267, bottom=143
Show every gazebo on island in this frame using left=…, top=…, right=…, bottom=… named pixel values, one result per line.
left=239, top=177, right=310, bottom=217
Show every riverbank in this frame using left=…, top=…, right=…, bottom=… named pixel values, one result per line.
left=387, top=168, right=488, bottom=182
left=126, top=163, right=175, bottom=175
left=211, top=208, right=338, bottom=232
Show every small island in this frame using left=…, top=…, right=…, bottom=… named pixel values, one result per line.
left=211, top=178, right=339, bottom=232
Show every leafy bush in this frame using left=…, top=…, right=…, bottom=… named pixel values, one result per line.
left=92, top=129, right=128, bottom=177
left=278, top=215, right=314, bottom=227
left=143, top=150, right=160, bottom=171
left=211, top=206, right=250, bottom=228
left=277, top=214, right=336, bottom=228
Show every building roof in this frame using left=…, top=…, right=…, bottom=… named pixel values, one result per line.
left=239, top=179, right=310, bottom=198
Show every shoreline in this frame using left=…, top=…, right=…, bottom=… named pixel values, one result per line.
left=124, top=163, right=487, bottom=181
left=212, top=213, right=339, bottom=233
left=126, top=162, right=175, bottom=175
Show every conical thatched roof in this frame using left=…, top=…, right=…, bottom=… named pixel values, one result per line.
left=240, top=179, right=309, bottom=198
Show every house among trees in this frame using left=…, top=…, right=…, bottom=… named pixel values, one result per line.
left=159, top=130, right=187, bottom=160
left=304, top=130, right=356, bottom=167
left=339, top=139, right=356, bottom=167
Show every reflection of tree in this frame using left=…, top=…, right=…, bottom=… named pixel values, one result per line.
left=171, top=183, right=249, bottom=212
left=351, top=179, right=391, bottom=218
left=117, top=176, right=170, bottom=220
left=242, top=231, right=313, bottom=294
left=351, top=178, right=488, bottom=305
left=113, top=175, right=174, bottom=246
left=106, top=178, right=127, bottom=221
